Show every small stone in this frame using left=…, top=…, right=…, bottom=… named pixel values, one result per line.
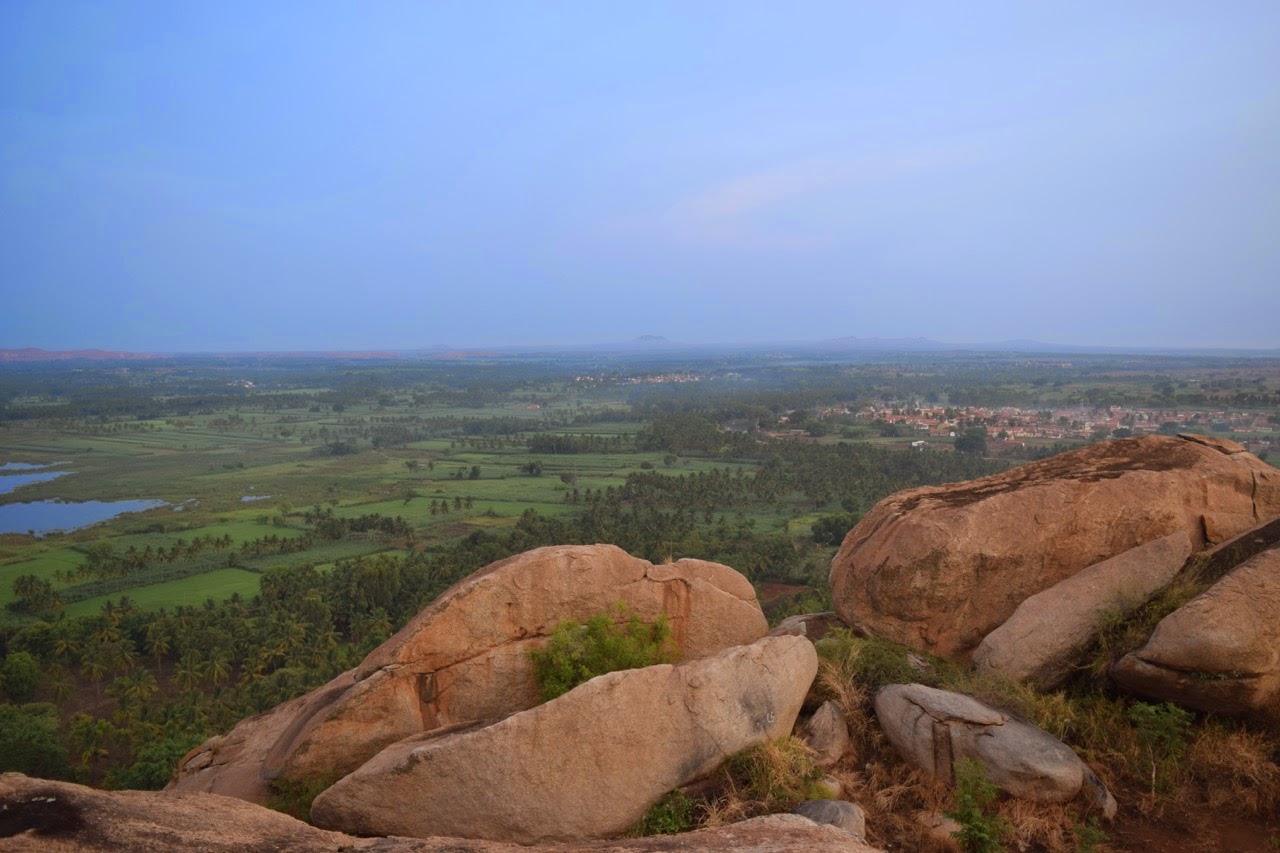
left=803, top=701, right=851, bottom=767
left=793, top=799, right=866, bottom=839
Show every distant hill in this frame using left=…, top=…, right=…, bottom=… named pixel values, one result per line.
left=0, top=348, right=167, bottom=362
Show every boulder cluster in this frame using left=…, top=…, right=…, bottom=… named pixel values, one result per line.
left=6, top=433, right=1278, bottom=851
left=831, top=433, right=1280, bottom=723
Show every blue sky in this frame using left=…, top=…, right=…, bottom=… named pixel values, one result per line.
left=2, top=2, right=1278, bottom=351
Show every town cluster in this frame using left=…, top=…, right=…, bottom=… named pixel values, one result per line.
left=845, top=403, right=1277, bottom=451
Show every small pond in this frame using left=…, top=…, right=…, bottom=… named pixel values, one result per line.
left=0, top=499, right=170, bottom=536
left=0, top=470, right=71, bottom=495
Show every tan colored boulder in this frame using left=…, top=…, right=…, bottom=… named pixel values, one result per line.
left=873, top=684, right=1116, bottom=817
left=972, top=531, right=1192, bottom=689
left=1112, top=547, right=1280, bottom=720
left=170, top=544, right=767, bottom=801
left=0, top=773, right=882, bottom=853
left=830, top=435, right=1280, bottom=659
left=310, top=635, right=818, bottom=843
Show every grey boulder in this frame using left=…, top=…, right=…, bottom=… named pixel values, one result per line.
left=873, top=684, right=1115, bottom=817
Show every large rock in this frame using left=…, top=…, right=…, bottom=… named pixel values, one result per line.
left=170, top=544, right=767, bottom=802
left=310, top=635, right=818, bottom=843
left=0, top=774, right=881, bottom=852
left=972, top=532, right=1192, bottom=689
left=873, top=684, right=1116, bottom=816
left=1111, top=546, right=1280, bottom=720
left=830, top=435, right=1280, bottom=659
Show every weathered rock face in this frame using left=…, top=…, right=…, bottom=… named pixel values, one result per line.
left=830, top=435, right=1280, bottom=659
left=310, top=635, right=818, bottom=844
left=972, top=531, right=1192, bottom=689
left=0, top=774, right=881, bottom=852
left=873, top=684, right=1116, bottom=817
left=1112, top=546, right=1280, bottom=720
left=170, top=544, right=767, bottom=802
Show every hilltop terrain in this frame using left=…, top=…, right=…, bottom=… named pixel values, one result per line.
left=2, top=353, right=1279, bottom=850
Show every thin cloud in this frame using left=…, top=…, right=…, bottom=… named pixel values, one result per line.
left=666, top=144, right=979, bottom=250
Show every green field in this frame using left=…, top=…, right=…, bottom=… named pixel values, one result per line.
left=64, top=568, right=263, bottom=617
left=4, top=353, right=1279, bottom=623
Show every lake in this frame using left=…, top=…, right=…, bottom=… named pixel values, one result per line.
left=0, top=499, right=170, bottom=536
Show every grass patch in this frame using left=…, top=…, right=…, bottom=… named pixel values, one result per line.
left=65, top=568, right=261, bottom=617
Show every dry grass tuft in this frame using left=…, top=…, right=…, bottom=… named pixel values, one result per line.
left=1183, top=723, right=1280, bottom=816
left=696, top=783, right=753, bottom=829
left=993, top=799, right=1080, bottom=852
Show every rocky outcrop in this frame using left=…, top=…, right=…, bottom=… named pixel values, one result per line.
left=873, top=684, right=1116, bottom=817
left=170, top=544, right=767, bottom=802
left=310, top=635, right=818, bottom=843
left=972, top=532, right=1192, bottom=689
left=830, top=435, right=1280, bottom=659
left=1112, top=546, right=1280, bottom=720
left=0, top=774, right=880, bottom=852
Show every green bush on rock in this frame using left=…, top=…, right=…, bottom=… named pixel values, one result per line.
left=529, top=602, right=678, bottom=701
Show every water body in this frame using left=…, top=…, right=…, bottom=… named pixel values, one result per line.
left=1, top=461, right=66, bottom=472
left=0, top=499, right=169, bottom=536
left=0, top=470, right=71, bottom=495
left=241, top=494, right=276, bottom=502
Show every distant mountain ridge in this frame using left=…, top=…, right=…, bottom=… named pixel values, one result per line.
left=0, top=347, right=167, bottom=362
left=4, top=337, right=1278, bottom=361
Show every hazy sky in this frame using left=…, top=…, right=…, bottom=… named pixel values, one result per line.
left=2, top=2, right=1278, bottom=351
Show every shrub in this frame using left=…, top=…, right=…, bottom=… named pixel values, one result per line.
left=944, top=758, right=1010, bottom=853
left=631, top=790, right=696, bottom=836
left=1, top=651, right=41, bottom=702
left=529, top=603, right=677, bottom=701
left=1127, top=701, right=1193, bottom=795
left=0, top=704, right=73, bottom=780
left=104, top=732, right=205, bottom=790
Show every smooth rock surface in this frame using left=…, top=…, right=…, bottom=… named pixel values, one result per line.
left=873, top=684, right=1116, bottom=816
left=830, top=435, right=1280, bottom=659
left=170, top=544, right=767, bottom=801
left=972, top=531, right=1192, bottom=689
left=803, top=700, right=851, bottom=767
left=1112, top=546, right=1280, bottom=720
left=311, top=635, right=818, bottom=843
left=0, top=774, right=881, bottom=852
